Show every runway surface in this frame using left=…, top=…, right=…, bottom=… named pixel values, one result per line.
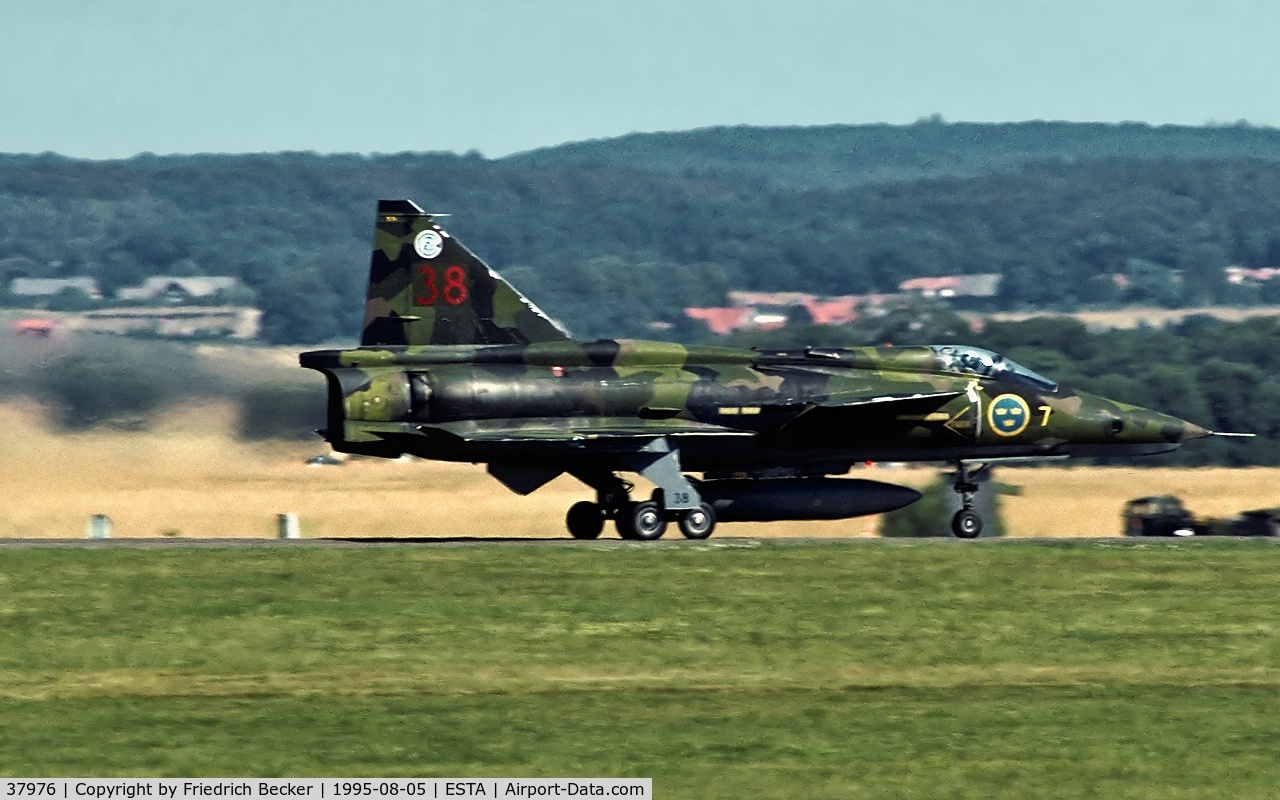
left=0, top=535, right=1274, bottom=549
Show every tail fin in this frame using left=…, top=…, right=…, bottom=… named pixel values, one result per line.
left=360, top=199, right=570, bottom=346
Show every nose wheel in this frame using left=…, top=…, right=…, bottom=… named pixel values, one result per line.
left=951, top=508, right=983, bottom=538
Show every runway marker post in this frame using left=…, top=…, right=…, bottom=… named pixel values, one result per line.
left=277, top=512, right=301, bottom=539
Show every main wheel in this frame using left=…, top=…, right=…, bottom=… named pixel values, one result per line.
left=566, top=501, right=605, bottom=540
left=951, top=508, right=983, bottom=539
left=678, top=503, right=716, bottom=540
left=616, top=500, right=667, bottom=540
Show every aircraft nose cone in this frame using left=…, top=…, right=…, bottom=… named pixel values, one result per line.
left=1072, top=393, right=1213, bottom=448
left=1178, top=420, right=1212, bottom=443
left=1072, top=391, right=1221, bottom=451
left=1120, top=408, right=1209, bottom=444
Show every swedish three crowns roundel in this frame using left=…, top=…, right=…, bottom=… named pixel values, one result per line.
left=987, top=393, right=1031, bottom=437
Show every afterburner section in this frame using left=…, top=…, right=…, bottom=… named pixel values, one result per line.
left=931, top=345, right=1058, bottom=393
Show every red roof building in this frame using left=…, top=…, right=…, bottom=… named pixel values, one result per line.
left=684, top=307, right=753, bottom=335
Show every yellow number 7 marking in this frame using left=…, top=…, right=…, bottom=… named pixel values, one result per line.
left=1038, top=405, right=1052, bottom=426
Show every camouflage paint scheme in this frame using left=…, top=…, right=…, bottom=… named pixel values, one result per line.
left=301, top=338, right=1206, bottom=468
left=359, top=199, right=566, bottom=348
left=300, top=200, right=1215, bottom=538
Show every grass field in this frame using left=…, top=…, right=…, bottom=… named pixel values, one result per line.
left=1, top=402, right=1277, bottom=539
left=1, top=541, right=1278, bottom=797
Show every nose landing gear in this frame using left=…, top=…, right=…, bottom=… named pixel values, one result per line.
left=950, top=462, right=985, bottom=539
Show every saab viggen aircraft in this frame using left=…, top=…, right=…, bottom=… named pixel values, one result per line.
left=300, top=200, right=1240, bottom=540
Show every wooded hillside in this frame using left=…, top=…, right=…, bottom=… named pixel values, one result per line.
left=508, top=120, right=1280, bottom=189
left=6, top=122, right=1280, bottom=345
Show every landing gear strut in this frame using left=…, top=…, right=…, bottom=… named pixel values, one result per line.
left=950, top=462, right=984, bottom=539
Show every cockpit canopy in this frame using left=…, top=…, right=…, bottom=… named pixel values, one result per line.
left=931, top=345, right=1059, bottom=393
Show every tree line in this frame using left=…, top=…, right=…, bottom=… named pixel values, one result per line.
left=5, top=123, right=1280, bottom=347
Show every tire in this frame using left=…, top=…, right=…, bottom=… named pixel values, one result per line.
left=616, top=500, right=667, bottom=541
left=952, top=509, right=983, bottom=539
left=678, top=503, right=716, bottom=540
left=566, top=501, right=604, bottom=540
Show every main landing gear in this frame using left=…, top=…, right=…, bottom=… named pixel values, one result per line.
left=565, top=440, right=716, bottom=541
left=565, top=493, right=717, bottom=541
left=950, top=461, right=984, bottom=538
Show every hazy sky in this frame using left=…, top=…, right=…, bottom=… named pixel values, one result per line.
left=4, top=0, right=1279, bottom=159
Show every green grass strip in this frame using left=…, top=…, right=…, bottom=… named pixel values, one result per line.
left=1, top=540, right=1277, bottom=798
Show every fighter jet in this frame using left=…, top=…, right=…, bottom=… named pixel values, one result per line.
left=300, top=199, right=1238, bottom=540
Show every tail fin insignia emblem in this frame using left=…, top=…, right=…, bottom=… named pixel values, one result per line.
left=413, top=230, right=444, bottom=259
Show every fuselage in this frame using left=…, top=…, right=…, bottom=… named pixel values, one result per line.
left=301, top=339, right=1208, bottom=473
